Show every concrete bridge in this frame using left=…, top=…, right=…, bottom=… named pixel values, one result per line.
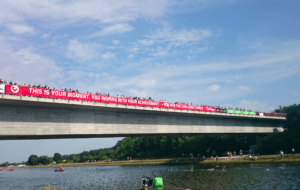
left=0, top=94, right=285, bottom=140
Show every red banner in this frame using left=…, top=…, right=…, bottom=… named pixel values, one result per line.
left=4, top=85, right=217, bottom=112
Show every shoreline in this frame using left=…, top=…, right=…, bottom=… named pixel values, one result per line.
left=8, top=154, right=300, bottom=169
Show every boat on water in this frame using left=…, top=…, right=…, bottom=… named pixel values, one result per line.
left=9, top=168, right=16, bottom=171
left=55, top=166, right=64, bottom=172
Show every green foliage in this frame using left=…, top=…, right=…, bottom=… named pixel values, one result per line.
left=0, top=162, right=9, bottom=167
left=97, top=151, right=107, bottom=160
left=28, top=155, right=39, bottom=165
left=37, top=156, right=49, bottom=165
left=257, top=104, right=300, bottom=154
left=53, top=153, right=62, bottom=163
left=72, top=156, right=80, bottom=163
left=47, top=157, right=54, bottom=164
left=109, top=154, right=115, bottom=159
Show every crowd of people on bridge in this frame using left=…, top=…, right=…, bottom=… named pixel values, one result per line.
left=0, top=79, right=281, bottom=116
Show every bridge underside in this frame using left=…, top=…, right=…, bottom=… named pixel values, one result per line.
left=0, top=133, right=276, bottom=140
left=0, top=98, right=285, bottom=140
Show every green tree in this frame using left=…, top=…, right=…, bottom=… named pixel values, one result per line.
left=37, top=156, right=49, bottom=165
left=47, top=157, right=53, bottom=164
left=0, top=162, right=9, bottom=167
left=109, top=154, right=115, bottom=159
left=72, top=156, right=80, bottom=163
left=53, top=153, right=62, bottom=163
left=97, top=151, right=106, bottom=160
left=28, top=155, right=38, bottom=165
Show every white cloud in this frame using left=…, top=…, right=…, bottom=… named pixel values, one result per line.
left=238, top=86, right=251, bottom=91
left=64, top=38, right=300, bottom=106
left=129, top=47, right=139, bottom=54
left=189, top=46, right=210, bottom=54
left=90, top=23, right=133, bottom=37
left=152, top=46, right=168, bottom=56
left=208, top=84, right=220, bottom=91
left=128, top=54, right=134, bottom=58
left=147, top=27, right=214, bottom=46
left=66, top=39, right=101, bottom=61
left=0, top=0, right=171, bottom=26
left=41, top=33, right=51, bottom=38
left=112, top=40, right=120, bottom=45
left=135, top=78, right=157, bottom=89
left=102, top=52, right=115, bottom=59
left=0, top=39, right=62, bottom=86
left=236, top=100, right=276, bottom=112
left=138, top=39, right=154, bottom=46
left=6, top=23, right=34, bottom=34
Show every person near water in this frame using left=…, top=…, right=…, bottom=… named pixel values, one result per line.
left=249, top=154, right=252, bottom=160
left=292, top=148, right=295, bottom=154
left=240, top=149, right=243, bottom=157
left=234, top=151, right=236, bottom=156
left=280, top=151, right=284, bottom=159
left=255, top=156, right=257, bottom=161
left=216, top=155, right=219, bottom=162
left=250, top=149, right=252, bottom=155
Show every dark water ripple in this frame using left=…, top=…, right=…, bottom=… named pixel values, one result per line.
left=0, top=163, right=299, bottom=190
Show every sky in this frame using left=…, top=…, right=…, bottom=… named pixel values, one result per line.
left=0, top=0, right=299, bottom=163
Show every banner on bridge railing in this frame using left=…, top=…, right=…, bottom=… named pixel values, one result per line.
left=4, top=85, right=216, bottom=112
left=0, top=84, right=5, bottom=93
left=226, top=109, right=256, bottom=115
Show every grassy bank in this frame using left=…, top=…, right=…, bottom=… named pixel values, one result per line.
left=18, top=154, right=300, bottom=169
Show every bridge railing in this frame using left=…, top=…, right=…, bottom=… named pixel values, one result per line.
left=0, top=84, right=286, bottom=118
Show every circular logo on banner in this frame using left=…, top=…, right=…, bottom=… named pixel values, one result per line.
left=11, top=85, right=19, bottom=93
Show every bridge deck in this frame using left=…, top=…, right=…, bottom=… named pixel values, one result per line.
left=0, top=94, right=286, bottom=120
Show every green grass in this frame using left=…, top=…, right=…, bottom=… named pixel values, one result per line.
left=19, top=154, right=300, bottom=169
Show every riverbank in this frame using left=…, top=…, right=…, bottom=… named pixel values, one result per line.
left=15, top=154, right=300, bottom=169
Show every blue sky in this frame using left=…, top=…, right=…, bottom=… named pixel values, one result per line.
left=0, top=0, right=299, bottom=163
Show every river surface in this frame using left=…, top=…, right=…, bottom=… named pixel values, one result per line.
left=0, top=163, right=299, bottom=190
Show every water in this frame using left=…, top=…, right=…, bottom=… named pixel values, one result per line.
left=0, top=163, right=299, bottom=190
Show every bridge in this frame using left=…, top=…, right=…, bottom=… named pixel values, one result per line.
left=0, top=94, right=285, bottom=140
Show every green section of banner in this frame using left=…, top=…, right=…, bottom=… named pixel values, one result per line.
left=249, top=111, right=256, bottom=115
left=226, top=109, right=235, bottom=113
left=226, top=110, right=256, bottom=115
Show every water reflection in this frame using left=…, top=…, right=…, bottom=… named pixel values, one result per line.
left=0, top=163, right=299, bottom=190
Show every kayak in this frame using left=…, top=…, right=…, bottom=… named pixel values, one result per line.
left=55, top=169, right=64, bottom=172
